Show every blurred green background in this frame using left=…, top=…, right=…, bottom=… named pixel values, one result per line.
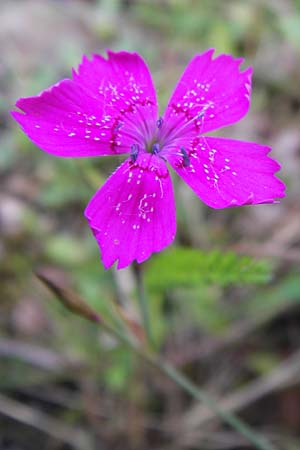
left=1, top=0, right=300, bottom=449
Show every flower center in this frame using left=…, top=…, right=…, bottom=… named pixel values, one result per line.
left=145, top=117, right=164, bottom=154
left=130, top=117, right=166, bottom=163
left=145, top=139, right=161, bottom=154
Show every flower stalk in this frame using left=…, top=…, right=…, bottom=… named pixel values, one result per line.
left=133, top=262, right=152, bottom=345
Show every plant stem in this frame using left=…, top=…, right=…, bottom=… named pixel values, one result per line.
left=133, top=262, right=152, bottom=345
left=97, top=317, right=278, bottom=450
left=148, top=356, right=278, bottom=450
left=39, top=273, right=279, bottom=450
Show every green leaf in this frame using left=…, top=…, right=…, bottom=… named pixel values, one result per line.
left=145, top=247, right=271, bottom=292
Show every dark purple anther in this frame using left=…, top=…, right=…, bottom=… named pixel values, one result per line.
left=152, top=143, right=160, bottom=154
left=130, top=143, right=139, bottom=162
left=156, top=117, right=163, bottom=129
left=180, top=147, right=190, bottom=167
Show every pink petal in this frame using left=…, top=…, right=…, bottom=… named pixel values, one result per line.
left=12, top=79, right=129, bottom=157
left=73, top=51, right=157, bottom=108
left=73, top=50, right=158, bottom=145
left=167, top=137, right=285, bottom=209
left=162, top=49, right=252, bottom=142
left=85, top=153, right=176, bottom=269
left=12, top=51, right=159, bottom=158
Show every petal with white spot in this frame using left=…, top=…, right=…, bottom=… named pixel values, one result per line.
left=73, top=50, right=158, bottom=147
left=167, top=137, right=285, bottom=208
left=85, top=153, right=176, bottom=269
left=162, top=49, right=252, bottom=142
left=11, top=79, right=129, bottom=157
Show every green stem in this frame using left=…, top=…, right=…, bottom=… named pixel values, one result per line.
left=97, top=316, right=278, bottom=450
left=113, top=333, right=278, bottom=450
left=133, top=262, right=152, bottom=344
left=40, top=274, right=279, bottom=450
left=126, top=267, right=277, bottom=450
left=151, top=357, right=277, bottom=450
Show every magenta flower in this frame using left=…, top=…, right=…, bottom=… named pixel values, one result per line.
left=12, top=49, right=285, bottom=269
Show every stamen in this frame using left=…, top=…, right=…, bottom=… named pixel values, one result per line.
left=156, top=117, right=163, bottom=128
left=130, top=143, right=139, bottom=162
left=180, top=147, right=190, bottom=167
left=152, top=143, right=160, bottom=154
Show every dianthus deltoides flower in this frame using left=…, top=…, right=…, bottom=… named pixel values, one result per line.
left=12, top=50, right=285, bottom=269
